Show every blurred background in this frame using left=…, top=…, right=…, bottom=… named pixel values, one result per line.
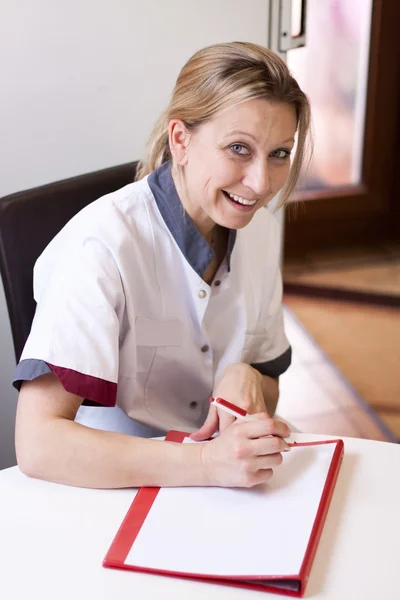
left=281, top=0, right=399, bottom=443
left=289, top=0, right=371, bottom=190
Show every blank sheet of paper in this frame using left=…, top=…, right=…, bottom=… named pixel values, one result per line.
left=125, top=443, right=336, bottom=577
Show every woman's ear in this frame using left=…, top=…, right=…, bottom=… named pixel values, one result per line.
left=168, top=119, right=190, bottom=166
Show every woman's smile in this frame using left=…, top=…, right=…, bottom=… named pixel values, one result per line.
left=221, top=189, right=258, bottom=212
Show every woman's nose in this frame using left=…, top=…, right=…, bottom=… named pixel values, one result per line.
left=242, top=160, right=271, bottom=197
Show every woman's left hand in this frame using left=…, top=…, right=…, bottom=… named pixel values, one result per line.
left=191, top=363, right=268, bottom=441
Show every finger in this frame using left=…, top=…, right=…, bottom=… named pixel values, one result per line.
left=253, top=452, right=284, bottom=471
left=243, top=414, right=291, bottom=439
left=250, top=436, right=291, bottom=456
left=249, top=468, right=274, bottom=487
left=253, top=412, right=291, bottom=429
left=217, top=407, right=236, bottom=434
left=271, top=418, right=292, bottom=437
left=190, top=404, right=219, bottom=441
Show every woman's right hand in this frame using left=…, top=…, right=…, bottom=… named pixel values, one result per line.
left=199, top=413, right=291, bottom=488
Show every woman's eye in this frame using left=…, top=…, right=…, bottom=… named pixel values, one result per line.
left=271, top=149, right=291, bottom=159
left=230, top=144, right=249, bottom=155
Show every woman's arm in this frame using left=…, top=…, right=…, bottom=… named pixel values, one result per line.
left=191, top=363, right=284, bottom=440
left=15, top=373, right=289, bottom=489
left=260, top=373, right=279, bottom=416
left=15, top=373, right=207, bottom=489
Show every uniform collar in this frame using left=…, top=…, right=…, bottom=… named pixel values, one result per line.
left=147, top=161, right=236, bottom=279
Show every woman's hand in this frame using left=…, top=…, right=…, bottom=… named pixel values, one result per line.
left=191, top=363, right=274, bottom=441
left=199, top=413, right=291, bottom=487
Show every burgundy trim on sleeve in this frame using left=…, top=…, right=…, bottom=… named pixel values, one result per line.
left=47, top=363, right=117, bottom=407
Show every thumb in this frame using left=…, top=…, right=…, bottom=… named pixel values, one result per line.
left=190, top=404, right=219, bottom=441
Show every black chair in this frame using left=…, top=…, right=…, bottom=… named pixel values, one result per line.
left=0, top=162, right=138, bottom=363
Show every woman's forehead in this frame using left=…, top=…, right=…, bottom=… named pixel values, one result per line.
left=205, top=99, right=297, bottom=143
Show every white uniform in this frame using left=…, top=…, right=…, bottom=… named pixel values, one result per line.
left=14, top=163, right=291, bottom=435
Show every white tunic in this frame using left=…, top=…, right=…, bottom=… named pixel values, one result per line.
left=15, top=163, right=290, bottom=434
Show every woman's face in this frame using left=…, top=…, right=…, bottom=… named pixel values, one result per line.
left=174, top=98, right=297, bottom=233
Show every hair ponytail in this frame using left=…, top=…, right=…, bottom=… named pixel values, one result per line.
left=135, top=111, right=171, bottom=180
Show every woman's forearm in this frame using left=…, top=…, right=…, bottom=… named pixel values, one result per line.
left=17, top=418, right=208, bottom=489
left=16, top=375, right=209, bottom=489
left=260, top=373, right=279, bottom=416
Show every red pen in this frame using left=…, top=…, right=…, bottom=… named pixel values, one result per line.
left=209, top=397, right=292, bottom=448
left=209, top=397, right=258, bottom=422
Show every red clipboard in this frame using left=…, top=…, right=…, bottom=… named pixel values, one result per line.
left=103, top=432, right=344, bottom=597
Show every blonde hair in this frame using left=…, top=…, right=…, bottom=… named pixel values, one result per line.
left=136, top=41, right=311, bottom=205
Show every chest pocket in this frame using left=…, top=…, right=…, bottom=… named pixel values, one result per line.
left=135, top=317, right=182, bottom=373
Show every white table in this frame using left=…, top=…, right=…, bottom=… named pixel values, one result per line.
left=0, top=433, right=399, bottom=600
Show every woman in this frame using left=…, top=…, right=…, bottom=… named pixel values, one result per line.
left=14, top=42, right=311, bottom=489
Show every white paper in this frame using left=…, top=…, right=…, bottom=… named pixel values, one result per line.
left=125, top=442, right=337, bottom=578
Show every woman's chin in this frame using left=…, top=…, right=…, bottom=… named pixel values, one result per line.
left=215, top=206, right=257, bottom=230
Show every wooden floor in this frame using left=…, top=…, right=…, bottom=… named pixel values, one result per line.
left=277, top=307, right=396, bottom=442
left=281, top=243, right=399, bottom=442
left=284, top=242, right=400, bottom=296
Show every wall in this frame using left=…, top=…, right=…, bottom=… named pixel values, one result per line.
left=0, top=0, right=270, bottom=196
left=0, top=0, right=271, bottom=469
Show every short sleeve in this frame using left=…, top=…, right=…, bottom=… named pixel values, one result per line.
left=13, top=359, right=52, bottom=391
left=19, top=236, right=125, bottom=405
left=242, top=269, right=292, bottom=378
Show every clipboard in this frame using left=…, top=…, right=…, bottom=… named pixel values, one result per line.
left=104, top=431, right=344, bottom=597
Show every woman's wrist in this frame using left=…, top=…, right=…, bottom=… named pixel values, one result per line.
left=216, top=362, right=263, bottom=386
left=259, top=374, right=279, bottom=415
left=164, top=439, right=211, bottom=486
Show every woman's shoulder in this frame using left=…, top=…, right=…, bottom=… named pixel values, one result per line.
left=48, top=177, right=154, bottom=247
left=34, top=177, right=156, bottom=277
left=72, top=176, right=153, bottom=234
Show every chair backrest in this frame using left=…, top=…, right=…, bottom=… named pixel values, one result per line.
left=0, top=162, right=138, bottom=362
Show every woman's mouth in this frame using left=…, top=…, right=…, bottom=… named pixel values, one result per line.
left=222, top=190, right=258, bottom=212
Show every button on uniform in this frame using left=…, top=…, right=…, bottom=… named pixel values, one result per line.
left=201, top=345, right=209, bottom=353
left=198, top=289, right=207, bottom=299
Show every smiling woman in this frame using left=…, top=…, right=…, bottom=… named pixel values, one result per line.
left=14, top=42, right=311, bottom=491
left=136, top=42, right=310, bottom=207
left=168, top=99, right=297, bottom=235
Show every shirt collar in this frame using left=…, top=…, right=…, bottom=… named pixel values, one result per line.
left=147, top=161, right=236, bottom=279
